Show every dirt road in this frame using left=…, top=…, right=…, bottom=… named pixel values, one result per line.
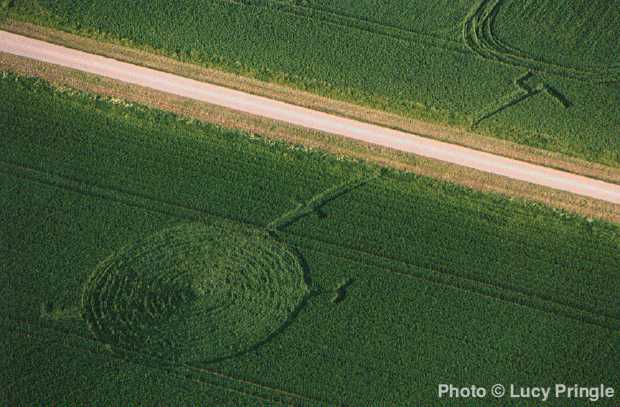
left=2, top=30, right=619, bottom=205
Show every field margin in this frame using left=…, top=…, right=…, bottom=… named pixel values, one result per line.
left=1, top=19, right=619, bottom=185
left=2, top=51, right=619, bottom=223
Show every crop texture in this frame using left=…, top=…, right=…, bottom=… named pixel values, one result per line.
left=82, top=221, right=308, bottom=363
left=1, top=74, right=619, bottom=406
left=9, top=0, right=620, bottom=165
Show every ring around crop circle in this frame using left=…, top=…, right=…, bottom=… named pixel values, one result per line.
left=81, top=221, right=308, bottom=363
left=464, top=0, right=620, bottom=81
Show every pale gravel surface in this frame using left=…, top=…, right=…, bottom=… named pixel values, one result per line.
left=2, top=30, right=620, bottom=205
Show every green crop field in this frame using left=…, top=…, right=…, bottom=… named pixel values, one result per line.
left=1, top=73, right=619, bottom=406
left=6, top=0, right=620, bottom=165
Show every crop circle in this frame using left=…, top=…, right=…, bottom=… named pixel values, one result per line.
left=82, top=221, right=308, bottom=362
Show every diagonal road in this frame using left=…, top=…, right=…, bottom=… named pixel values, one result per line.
left=1, top=30, right=620, bottom=205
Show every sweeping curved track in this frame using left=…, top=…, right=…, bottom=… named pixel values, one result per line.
left=464, top=0, right=620, bottom=82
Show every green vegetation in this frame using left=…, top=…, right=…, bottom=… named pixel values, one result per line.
left=1, top=74, right=619, bottom=406
left=494, top=0, right=620, bottom=70
left=464, top=0, right=620, bottom=82
left=8, top=0, right=620, bottom=165
left=82, top=221, right=308, bottom=363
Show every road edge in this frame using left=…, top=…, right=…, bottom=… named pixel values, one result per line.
left=2, top=51, right=618, bottom=223
left=2, top=19, right=620, bottom=186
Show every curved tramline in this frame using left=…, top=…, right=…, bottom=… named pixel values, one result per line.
left=464, top=0, right=620, bottom=82
left=464, top=0, right=620, bottom=126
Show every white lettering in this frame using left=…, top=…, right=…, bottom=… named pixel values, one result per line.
left=556, top=384, right=567, bottom=397
left=437, top=384, right=487, bottom=398
left=540, top=387, right=550, bottom=402
left=439, top=383, right=615, bottom=401
left=510, top=385, right=551, bottom=401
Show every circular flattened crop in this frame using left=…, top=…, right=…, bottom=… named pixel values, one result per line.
left=81, top=221, right=308, bottom=363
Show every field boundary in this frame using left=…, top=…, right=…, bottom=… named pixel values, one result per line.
left=1, top=56, right=619, bottom=224
left=1, top=20, right=619, bottom=185
left=3, top=32, right=620, bottom=203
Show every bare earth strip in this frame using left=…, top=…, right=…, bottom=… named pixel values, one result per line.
left=4, top=20, right=619, bottom=186
left=2, top=31, right=620, bottom=208
left=4, top=53, right=619, bottom=223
